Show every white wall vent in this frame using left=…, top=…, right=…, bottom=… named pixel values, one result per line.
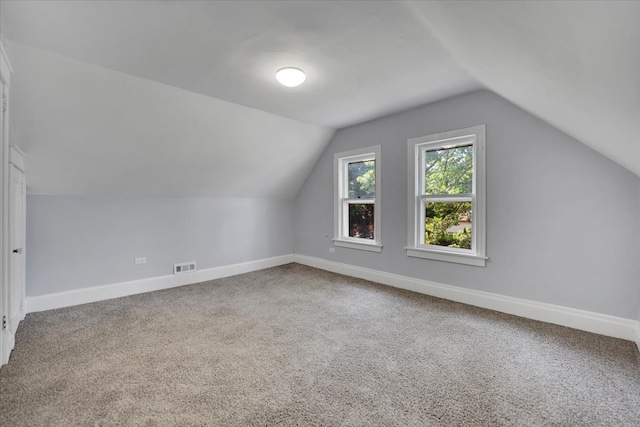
left=173, top=261, right=196, bottom=275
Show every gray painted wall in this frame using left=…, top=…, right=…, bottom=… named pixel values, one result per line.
left=294, top=90, right=640, bottom=320
left=27, top=196, right=293, bottom=296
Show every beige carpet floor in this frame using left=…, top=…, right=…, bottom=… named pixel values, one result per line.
left=1, top=263, right=639, bottom=426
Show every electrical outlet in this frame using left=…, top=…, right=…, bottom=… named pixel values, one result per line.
left=328, top=247, right=335, bottom=254
left=134, top=257, right=147, bottom=265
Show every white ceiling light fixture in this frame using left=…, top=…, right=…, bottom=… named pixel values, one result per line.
left=276, top=67, right=306, bottom=87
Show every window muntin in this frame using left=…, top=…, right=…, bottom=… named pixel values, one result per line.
left=334, top=146, right=381, bottom=252
left=407, top=126, right=485, bottom=266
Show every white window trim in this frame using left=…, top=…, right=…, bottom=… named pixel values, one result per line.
left=406, top=125, right=486, bottom=267
left=334, top=145, right=382, bottom=253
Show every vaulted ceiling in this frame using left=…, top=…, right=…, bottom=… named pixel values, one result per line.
left=410, top=1, right=640, bottom=179
left=1, top=1, right=638, bottom=198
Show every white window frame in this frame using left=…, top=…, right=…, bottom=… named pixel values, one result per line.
left=334, top=145, right=382, bottom=252
left=406, top=125, right=486, bottom=267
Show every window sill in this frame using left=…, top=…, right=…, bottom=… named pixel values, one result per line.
left=334, top=239, right=383, bottom=253
left=406, top=247, right=486, bottom=267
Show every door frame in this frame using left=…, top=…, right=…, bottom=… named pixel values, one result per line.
left=1, top=40, right=15, bottom=366
left=8, top=146, right=25, bottom=333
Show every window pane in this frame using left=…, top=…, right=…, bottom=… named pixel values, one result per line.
left=348, top=204, right=374, bottom=239
left=425, top=201, right=472, bottom=249
left=348, top=160, right=375, bottom=199
left=424, top=144, right=472, bottom=195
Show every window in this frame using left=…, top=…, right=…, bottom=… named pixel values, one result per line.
left=334, top=145, right=382, bottom=252
left=407, top=125, right=486, bottom=266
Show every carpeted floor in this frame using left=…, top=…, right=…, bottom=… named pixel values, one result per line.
left=1, top=264, right=639, bottom=426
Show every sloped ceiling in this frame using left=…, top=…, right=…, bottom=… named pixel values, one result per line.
left=0, top=0, right=480, bottom=197
left=6, top=43, right=334, bottom=198
left=1, top=0, right=478, bottom=129
left=409, top=1, right=640, bottom=178
left=0, top=1, right=638, bottom=199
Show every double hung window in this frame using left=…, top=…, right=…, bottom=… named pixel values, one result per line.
left=407, top=125, right=486, bottom=266
left=334, top=145, right=382, bottom=252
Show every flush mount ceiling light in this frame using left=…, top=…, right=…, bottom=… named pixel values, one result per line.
left=275, top=67, right=306, bottom=87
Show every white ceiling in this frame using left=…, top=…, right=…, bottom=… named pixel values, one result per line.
left=7, top=42, right=333, bottom=198
left=1, top=0, right=638, bottom=198
left=410, top=1, right=640, bottom=178
left=0, top=0, right=479, bottom=128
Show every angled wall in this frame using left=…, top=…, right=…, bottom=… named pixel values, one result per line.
left=294, top=90, right=640, bottom=320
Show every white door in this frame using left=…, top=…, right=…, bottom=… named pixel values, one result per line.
left=0, top=42, right=15, bottom=366
left=8, top=161, right=25, bottom=334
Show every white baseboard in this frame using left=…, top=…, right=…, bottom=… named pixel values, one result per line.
left=26, top=254, right=295, bottom=313
left=293, top=254, right=640, bottom=345
left=24, top=252, right=640, bottom=352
